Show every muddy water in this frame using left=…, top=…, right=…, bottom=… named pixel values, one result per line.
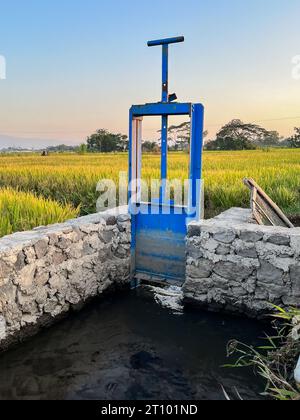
left=0, top=288, right=268, bottom=400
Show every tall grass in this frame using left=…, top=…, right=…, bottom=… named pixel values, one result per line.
left=0, top=149, right=299, bottom=217
left=0, top=188, right=79, bottom=237
left=226, top=306, right=300, bottom=401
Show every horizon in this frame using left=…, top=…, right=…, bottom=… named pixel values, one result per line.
left=0, top=0, right=300, bottom=148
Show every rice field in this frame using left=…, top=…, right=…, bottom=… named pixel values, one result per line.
left=0, top=149, right=299, bottom=236
left=0, top=188, right=79, bottom=237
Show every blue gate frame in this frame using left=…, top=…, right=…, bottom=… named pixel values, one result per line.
left=128, top=37, right=204, bottom=284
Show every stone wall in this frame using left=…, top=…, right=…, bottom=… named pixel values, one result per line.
left=1, top=203, right=299, bottom=350
left=0, top=207, right=131, bottom=350
left=184, top=208, right=300, bottom=318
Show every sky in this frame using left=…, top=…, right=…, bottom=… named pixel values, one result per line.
left=0, top=0, right=300, bottom=148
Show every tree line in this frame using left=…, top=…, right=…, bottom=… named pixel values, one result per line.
left=205, top=120, right=300, bottom=151
left=45, top=120, right=300, bottom=153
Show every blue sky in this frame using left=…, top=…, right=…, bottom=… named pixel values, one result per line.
left=0, top=0, right=300, bottom=147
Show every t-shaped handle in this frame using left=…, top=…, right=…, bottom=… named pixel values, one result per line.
left=147, top=36, right=185, bottom=47
left=147, top=36, right=184, bottom=103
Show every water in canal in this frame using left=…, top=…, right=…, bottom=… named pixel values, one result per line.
left=0, top=287, right=268, bottom=400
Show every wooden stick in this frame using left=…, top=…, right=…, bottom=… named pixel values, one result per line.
left=244, top=178, right=294, bottom=228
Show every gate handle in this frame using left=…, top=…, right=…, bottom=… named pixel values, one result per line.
left=147, top=36, right=184, bottom=47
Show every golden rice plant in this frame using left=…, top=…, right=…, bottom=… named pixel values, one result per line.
left=0, top=187, right=79, bottom=237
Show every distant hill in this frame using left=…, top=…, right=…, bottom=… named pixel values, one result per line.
left=0, top=134, right=79, bottom=150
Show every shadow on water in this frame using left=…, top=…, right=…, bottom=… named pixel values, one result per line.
left=0, top=288, right=270, bottom=400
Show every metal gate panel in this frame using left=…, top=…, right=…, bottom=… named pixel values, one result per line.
left=134, top=204, right=188, bottom=282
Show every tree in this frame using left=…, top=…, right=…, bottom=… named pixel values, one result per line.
left=217, top=119, right=266, bottom=143
left=158, top=121, right=208, bottom=151
left=168, top=122, right=190, bottom=151
left=287, top=127, right=300, bottom=148
left=205, top=119, right=281, bottom=150
left=87, top=129, right=128, bottom=153
left=77, top=143, right=88, bottom=154
left=142, top=141, right=159, bottom=152
left=205, top=136, right=257, bottom=151
left=46, top=144, right=76, bottom=153
left=260, top=130, right=281, bottom=147
left=117, top=135, right=129, bottom=152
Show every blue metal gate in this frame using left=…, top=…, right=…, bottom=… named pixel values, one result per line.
left=129, top=37, right=204, bottom=285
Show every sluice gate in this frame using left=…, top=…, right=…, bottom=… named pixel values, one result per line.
left=128, top=36, right=204, bottom=285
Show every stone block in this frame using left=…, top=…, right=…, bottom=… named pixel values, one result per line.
left=211, top=274, right=229, bottom=290
left=257, top=261, right=284, bottom=285
left=239, top=230, right=263, bottom=243
left=34, top=239, right=49, bottom=259
left=117, top=214, right=130, bottom=224
left=290, top=264, right=300, bottom=296
left=216, top=244, right=231, bottom=256
left=186, top=259, right=213, bottom=279
left=99, top=231, right=114, bottom=244
left=236, top=246, right=258, bottom=259
left=187, top=224, right=201, bottom=238
left=213, top=230, right=236, bottom=244
left=23, top=247, right=36, bottom=265
left=0, top=260, right=10, bottom=284
left=184, top=278, right=213, bottom=295
left=213, top=261, right=254, bottom=281
left=17, top=265, right=36, bottom=291
left=266, top=234, right=291, bottom=246
left=202, top=239, right=219, bottom=252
